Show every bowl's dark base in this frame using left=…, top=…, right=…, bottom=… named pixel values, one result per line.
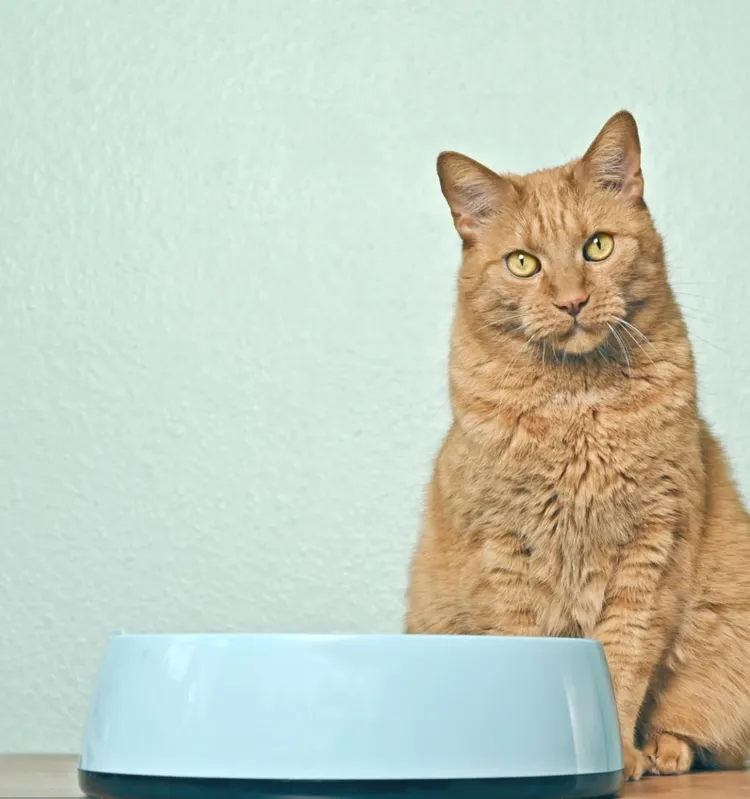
left=79, top=770, right=623, bottom=799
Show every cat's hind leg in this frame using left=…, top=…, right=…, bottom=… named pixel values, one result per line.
left=643, top=429, right=750, bottom=775
left=641, top=601, right=750, bottom=775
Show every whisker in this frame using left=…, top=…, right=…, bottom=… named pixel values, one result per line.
left=677, top=304, right=713, bottom=318
left=616, top=320, right=655, bottom=365
left=673, top=291, right=716, bottom=300
left=687, top=331, right=730, bottom=356
left=614, top=317, right=651, bottom=346
left=613, top=317, right=657, bottom=364
left=473, top=315, right=525, bottom=335
left=607, top=323, right=631, bottom=377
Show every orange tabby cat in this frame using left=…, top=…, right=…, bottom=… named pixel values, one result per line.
left=405, top=111, right=750, bottom=780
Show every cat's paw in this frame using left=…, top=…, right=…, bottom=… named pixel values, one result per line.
left=623, top=743, right=648, bottom=781
left=643, top=732, right=694, bottom=776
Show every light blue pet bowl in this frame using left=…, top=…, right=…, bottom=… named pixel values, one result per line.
left=79, top=633, right=623, bottom=799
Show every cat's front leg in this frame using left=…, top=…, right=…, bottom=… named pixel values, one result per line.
left=464, top=533, right=540, bottom=637
left=408, top=529, right=539, bottom=637
left=593, top=523, right=676, bottom=781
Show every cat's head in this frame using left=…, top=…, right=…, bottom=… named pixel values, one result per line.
left=438, top=111, right=665, bottom=356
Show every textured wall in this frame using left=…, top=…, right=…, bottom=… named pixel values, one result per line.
left=2, top=0, right=749, bottom=753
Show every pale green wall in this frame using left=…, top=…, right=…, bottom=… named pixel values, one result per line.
left=2, top=0, right=749, bottom=753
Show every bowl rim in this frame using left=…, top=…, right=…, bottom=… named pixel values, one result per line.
left=105, top=631, right=603, bottom=647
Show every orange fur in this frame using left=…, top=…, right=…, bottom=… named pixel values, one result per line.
left=405, top=111, right=750, bottom=780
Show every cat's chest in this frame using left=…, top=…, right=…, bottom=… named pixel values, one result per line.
left=524, top=502, right=617, bottom=637
left=497, top=399, right=641, bottom=635
left=498, top=399, right=643, bottom=539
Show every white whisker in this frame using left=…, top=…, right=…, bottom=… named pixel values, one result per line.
left=607, top=323, right=631, bottom=377
left=613, top=317, right=655, bottom=364
left=616, top=318, right=650, bottom=345
left=674, top=291, right=715, bottom=300
left=678, top=304, right=713, bottom=319
left=473, top=315, right=525, bottom=335
left=688, top=331, right=730, bottom=356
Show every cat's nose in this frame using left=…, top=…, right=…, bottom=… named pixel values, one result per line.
left=556, top=294, right=590, bottom=317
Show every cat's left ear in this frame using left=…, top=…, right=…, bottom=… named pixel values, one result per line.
left=578, top=110, right=643, bottom=201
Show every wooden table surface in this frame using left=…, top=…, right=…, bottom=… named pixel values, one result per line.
left=1, top=756, right=749, bottom=798
left=624, top=770, right=750, bottom=797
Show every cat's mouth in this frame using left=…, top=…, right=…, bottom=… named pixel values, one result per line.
left=552, top=321, right=610, bottom=355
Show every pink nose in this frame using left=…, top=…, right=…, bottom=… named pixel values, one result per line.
left=556, top=294, right=590, bottom=317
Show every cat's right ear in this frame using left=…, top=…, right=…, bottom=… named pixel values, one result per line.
left=437, top=152, right=507, bottom=243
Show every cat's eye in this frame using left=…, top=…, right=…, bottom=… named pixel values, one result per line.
left=505, top=250, right=541, bottom=278
left=583, top=232, right=615, bottom=262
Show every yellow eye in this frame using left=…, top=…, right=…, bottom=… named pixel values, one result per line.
left=505, top=250, right=541, bottom=278
left=583, top=232, right=615, bottom=262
